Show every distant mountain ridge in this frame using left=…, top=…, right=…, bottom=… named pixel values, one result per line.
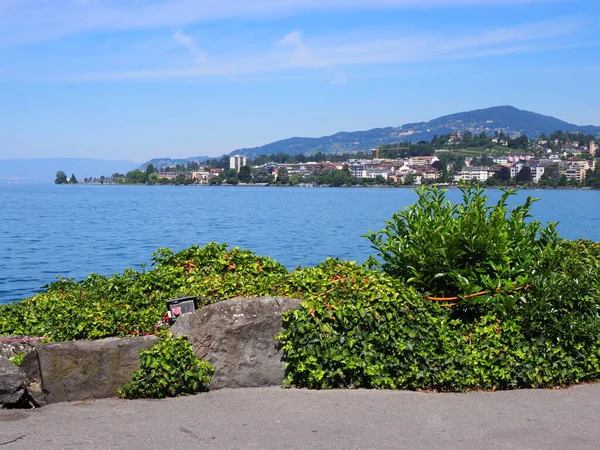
left=140, top=156, right=213, bottom=171
left=0, top=158, right=141, bottom=182
left=228, top=106, right=600, bottom=159
left=142, top=106, right=600, bottom=167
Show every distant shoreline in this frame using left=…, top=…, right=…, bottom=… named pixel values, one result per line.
left=63, top=182, right=598, bottom=191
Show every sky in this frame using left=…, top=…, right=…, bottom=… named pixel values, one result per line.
left=1, top=0, right=599, bottom=163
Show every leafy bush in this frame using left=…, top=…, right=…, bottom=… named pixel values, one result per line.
left=0, top=243, right=287, bottom=341
left=278, top=260, right=464, bottom=390
left=278, top=252, right=600, bottom=391
left=118, top=333, right=214, bottom=399
left=366, top=186, right=558, bottom=298
left=279, top=188, right=600, bottom=391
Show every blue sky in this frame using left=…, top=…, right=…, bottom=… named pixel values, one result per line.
left=1, top=0, right=599, bottom=162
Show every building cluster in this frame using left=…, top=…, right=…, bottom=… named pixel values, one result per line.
left=152, top=138, right=599, bottom=186
left=348, top=155, right=441, bottom=184
left=261, top=155, right=441, bottom=184
left=456, top=140, right=598, bottom=184
left=156, top=155, right=247, bottom=183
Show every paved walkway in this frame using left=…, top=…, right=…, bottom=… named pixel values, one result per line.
left=2, top=384, right=600, bottom=449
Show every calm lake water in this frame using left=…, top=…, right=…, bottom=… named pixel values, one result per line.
left=1, top=183, right=600, bottom=304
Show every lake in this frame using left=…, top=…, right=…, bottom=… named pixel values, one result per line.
left=1, top=183, right=599, bottom=304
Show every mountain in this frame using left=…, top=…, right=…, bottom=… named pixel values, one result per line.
left=0, top=158, right=141, bottom=182
left=138, top=156, right=213, bottom=171
left=227, top=106, right=600, bottom=159
left=401, top=105, right=600, bottom=142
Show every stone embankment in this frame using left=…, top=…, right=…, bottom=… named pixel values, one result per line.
left=0, top=296, right=302, bottom=408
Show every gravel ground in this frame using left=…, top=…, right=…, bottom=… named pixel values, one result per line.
left=1, top=384, right=600, bottom=450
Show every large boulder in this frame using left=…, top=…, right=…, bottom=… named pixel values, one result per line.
left=35, top=335, right=158, bottom=404
left=171, top=296, right=303, bottom=390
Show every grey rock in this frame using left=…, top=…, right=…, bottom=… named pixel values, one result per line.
left=171, top=296, right=303, bottom=389
left=36, top=335, right=158, bottom=404
left=1, top=388, right=29, bottom=407
left=0, top=335, right=39, bottom=360
left=0, top=358, right=26, bottom=406
left=21, top=351, right=41, bottom=384
left=20, top=351, right=47, bottom=407
left=24, top=381, right=47, bottom=407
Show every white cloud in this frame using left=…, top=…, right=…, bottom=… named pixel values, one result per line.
left=69, top=18, right=586, bottom=81
left=173, top=30, right=207, bottom=64
left=0, top=0, right=567, bottom=47
left=277, top=30, right=313, bottom=66
left=278, top=31, right=304, bottom=48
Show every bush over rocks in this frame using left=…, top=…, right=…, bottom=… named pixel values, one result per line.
left=1, top=187, right=600, bottom=393
left=277, top=247, right=600, bottom=390
left=278, top=187, right=600, bottom=390
left=0, top=243, right=287, bottom=341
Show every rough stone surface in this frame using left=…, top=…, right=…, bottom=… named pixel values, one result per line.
left=36, top=335, right=158, bottom=404
left=0, top=336, right=39, bottom=360
left=20, top=351, right=48, bottom=407
left=20, top=351, right=41, bottom=386
left=0, top=358, right=26, bottom=407
left=171, top=296, right=303, bottom=389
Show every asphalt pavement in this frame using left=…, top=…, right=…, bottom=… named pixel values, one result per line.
left=1, top=384, right=600, bottom=449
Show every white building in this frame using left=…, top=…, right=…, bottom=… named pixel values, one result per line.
left=528, top=163, right=546, bottom=183
left=229, top=155, right=248, bottom=172
left=454, top=166, right=493, bottom=183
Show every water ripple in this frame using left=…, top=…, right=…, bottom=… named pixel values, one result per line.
left=1, top=184, right=599, bottom=304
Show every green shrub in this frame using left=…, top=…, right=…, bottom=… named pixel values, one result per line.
left=9, top=352, right=25, bottom=367
left=0, top=243, right=287, bottom=341
left=278, top=260, right=463, bottom=390
left=365, top=186, right=558, bottom=299
left=278, top=257, right=600, bottom=391
left=118, top=333, right=214, bottom=399
left=279, top=189, right=600, bottom=391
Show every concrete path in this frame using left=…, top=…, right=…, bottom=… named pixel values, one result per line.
left=2, top=384, right=600, bottom=450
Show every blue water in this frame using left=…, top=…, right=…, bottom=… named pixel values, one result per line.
left=1, top=184, right=599, bottom=304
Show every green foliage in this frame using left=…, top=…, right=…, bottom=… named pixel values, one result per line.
left=225, top=168, right=239, bottom=185
left=278, top=260, right=460, bottom=390
left=0, top=243, right=287, bottom=341
left=238, top=165, right=252, bottom=183
left=9, top=352, right=25, bottom=367
left=276, top=167, right=289, bottom=185
left=118, top=333, right=214, bottom=399
left=2, top=187, right=600, bottom=392
left=310, top=168, right=357, bottom=187
left=376, top=141, right=434, bottom=158
left=55, top=171, right=68, bottom=184
left=366, top=186, right=558, bottom=298
left=278, top=242, right=600, bottom=391
left=279, top=188, right=600, bottom=391
left=125, top=169, right=147, bottom=184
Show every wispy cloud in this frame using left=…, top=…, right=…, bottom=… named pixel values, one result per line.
left=69, top=18, right=586, bottom=81
left=173, top=30, right=207, bottom=64
left=0, top=0, right=567, bottom=47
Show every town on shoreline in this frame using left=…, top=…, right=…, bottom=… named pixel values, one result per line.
left=57, top=130, right=600, bottom=189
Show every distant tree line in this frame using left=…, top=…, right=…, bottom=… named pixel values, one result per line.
left=55, top=171, right=78, bottom=184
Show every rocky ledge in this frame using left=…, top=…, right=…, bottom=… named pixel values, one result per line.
left=1, top=296, right=304, bottom=408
